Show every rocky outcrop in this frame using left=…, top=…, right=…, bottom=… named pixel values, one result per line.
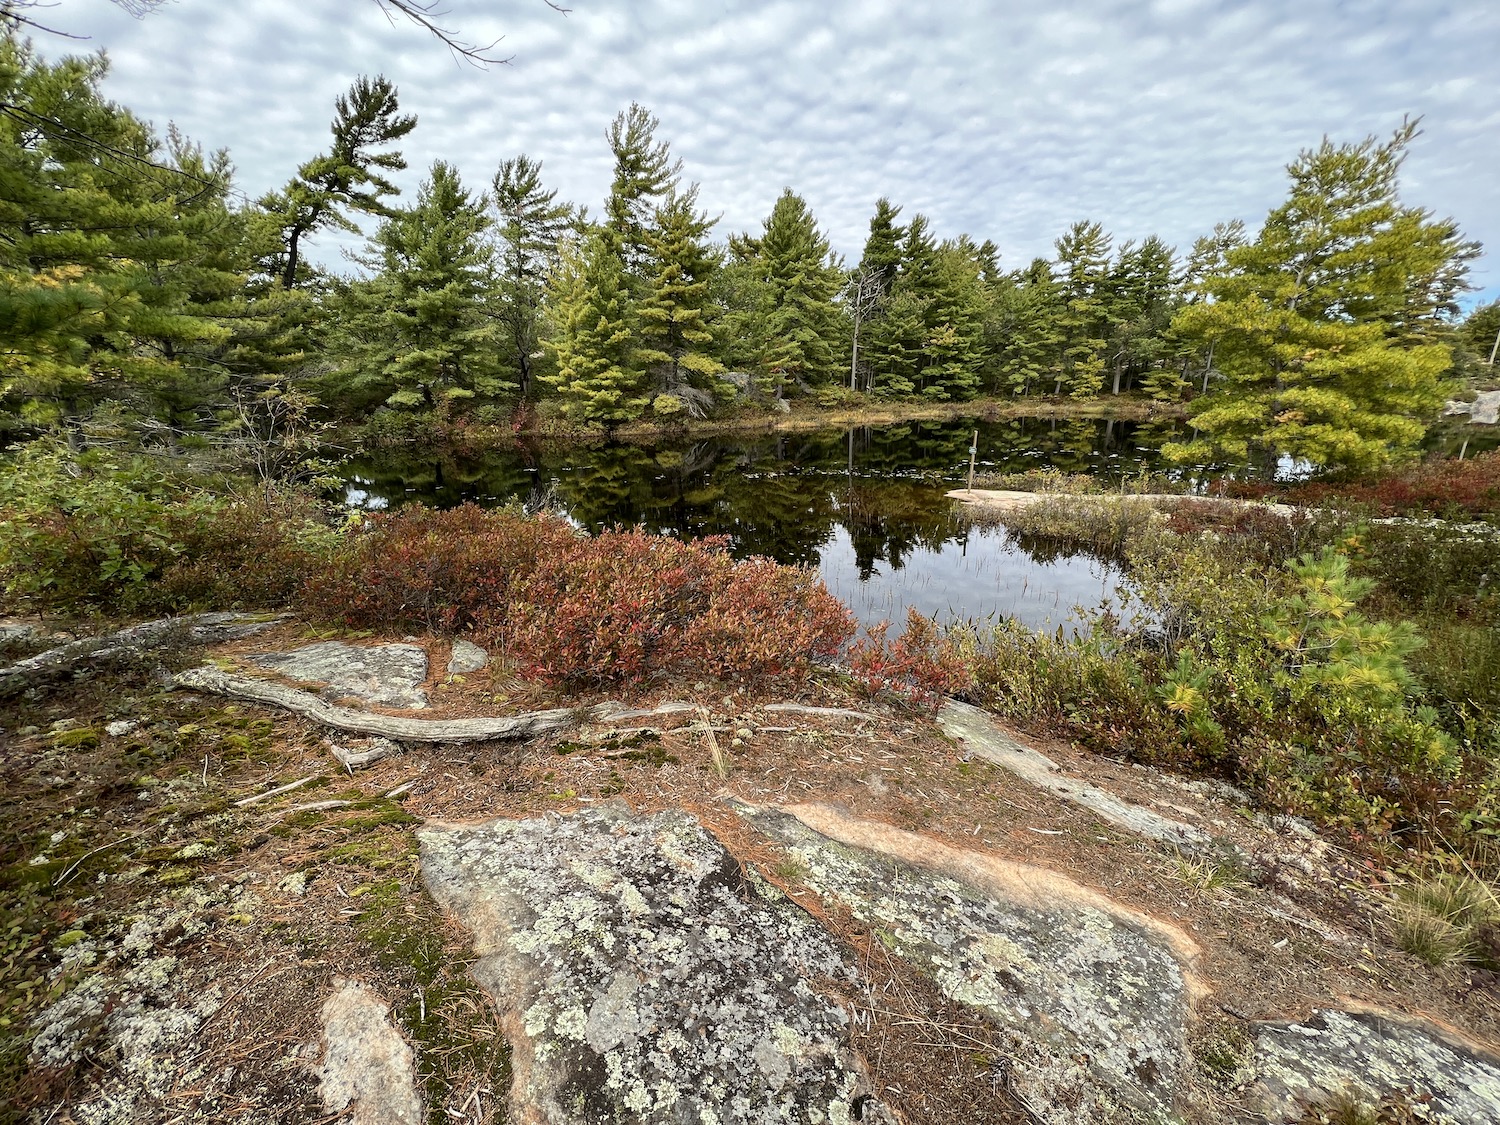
left=940, top=700, right=1216, bottom=852
left=417, top=805, right=889, bottom=1124
left=742, top=801, right=1203, bottom=1124
left=1250, top=1008, right=1500, bottom=1122
left=249, top=641, right=430, bottom=709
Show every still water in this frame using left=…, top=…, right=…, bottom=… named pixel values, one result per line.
left=340, top=415, right=1202, bottom=633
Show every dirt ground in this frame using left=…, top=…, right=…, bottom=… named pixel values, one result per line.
left=2, top=621, right=1496, bottom=1124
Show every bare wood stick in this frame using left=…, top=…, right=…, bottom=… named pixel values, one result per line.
left=175, top=665, right=586, bottom=743
left=234, top=776, right=315, bottom=807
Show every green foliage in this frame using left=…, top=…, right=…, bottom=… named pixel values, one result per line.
left=541, top=229, right=648, bottom=422
left=634, top=186, right=725, bottom=409
left=742, top=189, right=846, bottom=394
left=965, top=498, right=1483, bottom=845
left=490, top=153, right=573, bottom=398
left=257, top=73, right=416, bottom=290
left=0, top=441, right=335, bottom=615
left=1168, top=121, right=1477, bottom=471
left=326, top=161, right=508, bottom=414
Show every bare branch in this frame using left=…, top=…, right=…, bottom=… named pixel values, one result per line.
left=370, top=0, right=512, bottom=67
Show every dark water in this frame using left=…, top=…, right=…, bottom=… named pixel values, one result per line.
left=339, top=415, right=1205, bottom=633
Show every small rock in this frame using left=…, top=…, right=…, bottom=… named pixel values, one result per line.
left=279, top=870, right=310, bottom=896
left=446, top=639, right=488, bottom=675
left=106, top=720, right=140, bottom=738
left=319, top=979, right=424, bottom=1125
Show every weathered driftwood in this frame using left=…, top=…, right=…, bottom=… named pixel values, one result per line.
left=174, top=665, right=583, bottom=744
left=0, top=612, right=287, bottom=698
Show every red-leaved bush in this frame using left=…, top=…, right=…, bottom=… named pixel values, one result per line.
left=848, top=609, right=976, bottom=710
left=303, top=505, right=855, bottom=689
left=1221, top=450, right=1500, bottom=520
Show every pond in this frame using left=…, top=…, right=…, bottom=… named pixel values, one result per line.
left=339, top=414, right=1210, bottom=634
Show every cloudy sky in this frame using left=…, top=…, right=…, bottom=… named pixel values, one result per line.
left=39, top=0, right=1500, bottom=304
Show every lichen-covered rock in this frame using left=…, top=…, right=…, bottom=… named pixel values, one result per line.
left=447, top=639, right=488, bottom=675
left=319, top=978, right=424, bottom=1125
left=417, top=805, right=886, bottom=1125
left=742, top=802, right=1201, bottom=1125
left=249, top=642, right=429, bottom=709
left=1250, top=1008, right=1500, bottom=1123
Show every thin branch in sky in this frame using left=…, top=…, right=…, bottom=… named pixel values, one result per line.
left=370, top=0, right=512, bottom=67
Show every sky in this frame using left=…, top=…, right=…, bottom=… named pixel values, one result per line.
left=34, top=0, right=1500, bottom=305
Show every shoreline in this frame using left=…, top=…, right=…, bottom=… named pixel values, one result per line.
left=344, top=393, right=1182, bottom=451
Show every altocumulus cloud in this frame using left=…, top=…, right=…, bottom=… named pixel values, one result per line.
left=42, top=0, right=1500, bottom=299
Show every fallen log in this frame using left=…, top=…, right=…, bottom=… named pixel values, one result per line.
left=0, top=612, right=287, bottom=699
left=173, top=665, right=583, bottom=744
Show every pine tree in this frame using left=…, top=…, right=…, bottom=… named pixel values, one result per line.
left=603, top=103, right=681, bottom=281
left=634, top=186, right=724, bottom=416
left=1168, top=121, right=1478, bottom=471
left=749, top=190, right=844, bottom=395
left=987, top=259, right=1065, bottom=397
left=259, top=75, right=416, bottom=290
left=1052, top=220, right=1112, bottom=398
left=0, top=35, right=237, bottom=437
left=866, top=216, right=985, bottom=400
left=491, top=154, right=573, bottom=398
left=541, top=230, right=647, bottom=423
left=328, top=162, right=505, bottom=415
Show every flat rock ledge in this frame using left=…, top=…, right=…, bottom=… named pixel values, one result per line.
left=417, top=805, right=888, bottom=1125
left=319, top=978, right=424, bottom=1125
left=250, top=641, right=430, bottom=710
left=1251, top=1007, right=1500, bottom=1122
left=940, top=700, right=1216, bottom=852
left=742, top=801, right=1203, bottom=1125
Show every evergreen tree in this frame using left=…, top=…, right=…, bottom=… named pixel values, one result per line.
left=541, top=229, right=646, bottom=422
left=866, top=216, right=984, bottom=400
left=490, top=154, right=573, bottom=398
left=634, top=186, right=724, bottom=416
left=604, top=103, right=681, bottom=280
left=987, top=259, right=1065, bottom=397
left=1051, top=220, right=1112, bottom=398
left=0, top=34, right=237, bottom=437
left=328, top=161, right=505, bottom=414
left=1103, top=234, right=1180, bottom=396
left=259, top=74, right=416, bottom=290
left=747, top=189, right=844, bottom=395
left=1168, top=121, right=1478, bottom=470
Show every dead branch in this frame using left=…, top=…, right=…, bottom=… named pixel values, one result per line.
left=173, top=665, right=585, bottom=743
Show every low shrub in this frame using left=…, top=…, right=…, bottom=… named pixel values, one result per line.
left=848, top=610, right=978, bottom=709
left=0, top=443, right=217, bottom=615
left=302, top=507, right=856, bottom=689
left=301, top=503, right=577, bottom=634
left=1224, top=450, right=1500, bottom=521
left=503, top=532, right=854, bottom=688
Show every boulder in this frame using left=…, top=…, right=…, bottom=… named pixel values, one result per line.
left=447, top=639, right=488, bottom=675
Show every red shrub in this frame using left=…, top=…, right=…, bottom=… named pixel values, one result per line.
left=301, top=503, right=576, bottom=633
left=849, top=609, right=975, bottom=710
left=501, top=530, right=854, bottom=688
left=304, top=507, right=855, bottom=689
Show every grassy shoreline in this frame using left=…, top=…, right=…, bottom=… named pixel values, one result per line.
left=347, top=392, right=1179, bottom=450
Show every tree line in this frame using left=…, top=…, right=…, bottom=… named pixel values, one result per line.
left=1, top=32, right=1492, bottom=471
